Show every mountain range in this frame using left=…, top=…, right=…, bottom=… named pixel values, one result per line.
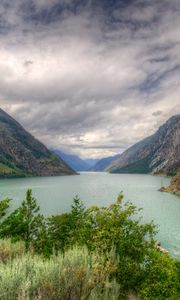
left=0, top=108, right=76, bottom=177
left=92, top=115, right=180, bottom=175
left=53, top=150, right=89, bottom=171
left=89, top=154, right=119, bottom=171
left=53, top=150, right=99, bottom=171
left=0, top=108, right=179, bottom=177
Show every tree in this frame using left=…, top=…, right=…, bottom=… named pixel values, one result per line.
left=0, top=189, right=44, bottom=250
left=48, top=196, right=86, bottom=253
left=79, top=193, right=179, bottom=298
left=70, top=195, right=88, bottom=245
left=48, top=213, right=73, bottom=253
left=20, top=189, right=43, bottom=249
left=71, top=195, right=85, bottom=218
left=0, top=198, right=11, bottom=220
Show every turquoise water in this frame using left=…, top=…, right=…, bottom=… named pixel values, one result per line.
left=0, top=172, right=179, bottom=258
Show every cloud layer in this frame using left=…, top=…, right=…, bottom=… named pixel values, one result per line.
left=0, top=0, right=180, bottom=158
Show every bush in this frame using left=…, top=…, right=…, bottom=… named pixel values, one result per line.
left=139, top=250, right=180, bottom=300
left=0, top=191, right=179, bottom=299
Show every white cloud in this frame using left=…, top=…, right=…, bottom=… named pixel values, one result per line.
left=0, top=0, right=180, bottom=158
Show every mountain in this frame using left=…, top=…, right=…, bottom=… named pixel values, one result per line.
left=0, top=108, right=76, bottom=177
left=53, top=150, right=90, bottom=171
left=84, top=159, right=99, bottom=168
left=107, top=115, right=180, bottom=175
left=90, top=155, right=119, bottom=171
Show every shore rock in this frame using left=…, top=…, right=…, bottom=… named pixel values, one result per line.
left=159, top=173, right=180, bottom=195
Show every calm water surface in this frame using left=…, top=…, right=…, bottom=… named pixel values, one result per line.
left=0, top=172, right=179, bottom=258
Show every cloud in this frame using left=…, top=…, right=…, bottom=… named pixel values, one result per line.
left=0, top=0, right=180, bottom=158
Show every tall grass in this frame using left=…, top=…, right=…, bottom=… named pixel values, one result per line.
left=0, top=239, right=25, bottom=263
left=0, top=240, right=178, bottom=300
left=0, top=242, right=120, bottom=300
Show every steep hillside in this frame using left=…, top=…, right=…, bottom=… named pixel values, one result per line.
left=53, top=150, right=90, bottom=171
left=0, top=109, right=76, bottom=177
left=107, top=115, right=180, bottom=175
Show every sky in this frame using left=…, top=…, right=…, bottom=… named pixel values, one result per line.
left=0, top=0, right=180, bottom=158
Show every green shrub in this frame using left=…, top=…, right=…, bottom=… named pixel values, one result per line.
left=139, top=251, right=180, bottom=300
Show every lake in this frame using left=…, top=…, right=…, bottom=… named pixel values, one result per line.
left=0, top=172, right=179, bottom=258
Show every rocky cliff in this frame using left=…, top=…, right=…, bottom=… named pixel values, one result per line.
left=0, top=108, right=76, bottom=177
left=107, top=115, right=180, bottom=175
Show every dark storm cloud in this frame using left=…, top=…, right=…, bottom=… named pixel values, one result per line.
left=0, top=0, right=180, bottom=158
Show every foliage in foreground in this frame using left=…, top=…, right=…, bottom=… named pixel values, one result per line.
left=0, top=190, right=179, bottom=299
left=0, top=245, right=121, bottom=300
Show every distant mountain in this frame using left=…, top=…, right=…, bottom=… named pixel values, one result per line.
left=84, top=159, right=99, bottom=168
left=107, top=115, right=180, bottom=175
left=0, top=108, right=76, bottom=178
left=90, top=155, right=119, bottom=171
left=53, top=150, right=90, bottom=171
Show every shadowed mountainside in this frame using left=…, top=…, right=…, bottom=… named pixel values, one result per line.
left=0, top=108, right=76, bottom=177
left=107, top=115, right=180, bottom=175
left=91, top=115, right=180, bottom=175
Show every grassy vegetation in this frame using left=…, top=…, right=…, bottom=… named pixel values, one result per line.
left=0, top=239, right=179, bottom=300
left=0, top=163, right=18, bottom=175
left=0, top=239, right=25, bottom=263
left=0, top=243, right=121, bottom=300
left=0, top=163, right=26, bottom=178
left=0, top=191, right=179, bottom=299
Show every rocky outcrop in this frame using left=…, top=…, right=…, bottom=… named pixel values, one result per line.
left=160, top=173, right=180, bottom=195
left=155, top=241, right=169, bottom=254
left=0, top=108, right=76, bottom=177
